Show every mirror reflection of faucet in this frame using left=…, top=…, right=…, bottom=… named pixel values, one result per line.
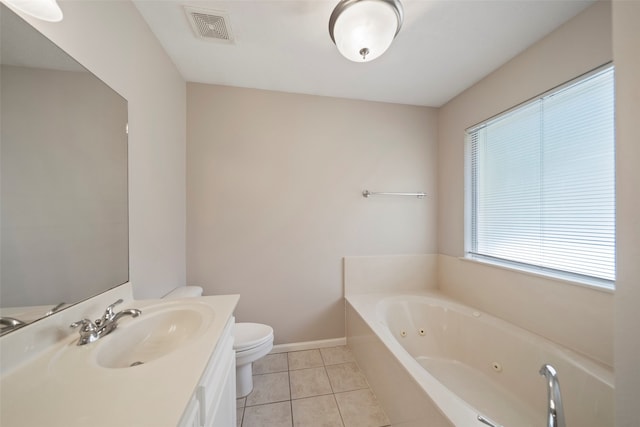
left=0, top=316, right=27, bottom=335
left=0, top=302, right=67, bottom=336
left=477, top=414, right=502, bottom=427
left=70, top=299, right=141, bottom=345
left=45, top=302, right=66, bottom=316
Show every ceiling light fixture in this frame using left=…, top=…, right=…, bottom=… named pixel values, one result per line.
left=328, top=0, right=403, bottom=63
left=1, top=0, right=63, bottom=22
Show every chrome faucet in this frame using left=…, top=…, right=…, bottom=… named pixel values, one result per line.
left=70, top=299, right=141, bottom=345
left=539, top=364, right=565, bottom=427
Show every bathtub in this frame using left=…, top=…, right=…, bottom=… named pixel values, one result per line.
left=345, top=292, right=613, bottom=427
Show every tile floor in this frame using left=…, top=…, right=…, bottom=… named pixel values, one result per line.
left=236, top=346, right=391, bottom=427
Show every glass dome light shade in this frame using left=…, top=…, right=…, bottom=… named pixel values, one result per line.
left=2, top=0, right=63, bottom=22
left=329, top=0, right=403, bottom=63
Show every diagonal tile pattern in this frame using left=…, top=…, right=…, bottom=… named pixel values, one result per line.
left=237, top=346, right=390, bottom=427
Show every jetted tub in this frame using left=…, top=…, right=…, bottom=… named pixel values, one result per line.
left=345, top=292, right=613, bottom=427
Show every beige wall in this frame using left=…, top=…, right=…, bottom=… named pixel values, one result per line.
left=436, top=1, right=614, bottom=365
left=187, top=84, right=437, bottom=344
left=613, top=0, right=640, bottom=425
left=18, top=0, right=187, bottom=299
left=344, top=254, right=438, bottom=296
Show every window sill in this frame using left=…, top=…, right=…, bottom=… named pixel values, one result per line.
left=460, top=254, right=615, bottom=294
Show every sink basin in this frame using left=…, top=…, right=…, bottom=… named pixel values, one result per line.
left=95, top=305, right=214, bottom=368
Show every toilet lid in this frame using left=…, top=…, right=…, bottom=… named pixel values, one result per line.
left=234, top=323, right=274, bottom=351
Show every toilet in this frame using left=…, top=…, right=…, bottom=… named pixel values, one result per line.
left=233, top=322, right=274, bottom=397
left=163, top=286, right=274, bottom=398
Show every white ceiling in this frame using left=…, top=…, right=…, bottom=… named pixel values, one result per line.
left=133, top=0, right=594, bottom=107
left=1, top=4, right=85, bottom=72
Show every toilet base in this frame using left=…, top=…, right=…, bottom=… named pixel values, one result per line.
left=236, top=362, right=254, bottom=398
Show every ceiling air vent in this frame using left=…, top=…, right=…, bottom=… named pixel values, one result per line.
left=184, top=6, right=234, bottom=43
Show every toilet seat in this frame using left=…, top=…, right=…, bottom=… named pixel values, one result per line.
left=234, top=323, right=274, bottom=352
left=233, top=322, right=275, bottom=398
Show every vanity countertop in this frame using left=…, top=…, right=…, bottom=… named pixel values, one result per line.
left=0, top=294, right=239, bottom=427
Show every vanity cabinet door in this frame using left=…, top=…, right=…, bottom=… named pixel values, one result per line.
left=178, top=395, right=201, bottom=427
left=197, top=317, right=236, bottom=427
left=178, top=316, right=236, bottom=427
left=206, top=348, right=235, bottom=427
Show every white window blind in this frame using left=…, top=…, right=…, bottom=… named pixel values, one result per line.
left=467, top=66, right=615, bottom=285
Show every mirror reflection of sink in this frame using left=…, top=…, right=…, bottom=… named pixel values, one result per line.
left=95, top=305, right=214, bottom=368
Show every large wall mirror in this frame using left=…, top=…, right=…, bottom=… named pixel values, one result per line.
left=0, top=4, right=129, bottom=335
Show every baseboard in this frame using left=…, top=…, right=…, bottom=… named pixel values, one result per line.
left=270, top=337, right=347, bottom=354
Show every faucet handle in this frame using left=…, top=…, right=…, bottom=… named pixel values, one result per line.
left=70, top=319, right=99, bottom=345
left=102, top=299, right=124, bottom=322
left=70, top=318, right=96, bottom=332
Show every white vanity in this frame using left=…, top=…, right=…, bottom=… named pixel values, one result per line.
left=179, top=305, right=237, bottom=427
left=0, top=285, right=239, bottom=427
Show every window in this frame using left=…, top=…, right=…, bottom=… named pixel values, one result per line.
left=466, top=65, right=615, bottom=287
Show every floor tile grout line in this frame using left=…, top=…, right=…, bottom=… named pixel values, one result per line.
left=289, top=398, right=293, bottom=427
left=319, top=347, right=326, bottom=366
left=325, top=363, right=337, bottom=395
left=290, top=391, right=335, bottom=401
left=244, top=397, right=292, bottom=408
left=332, top=391, right=347, bottom=427
left=287, top=352, right=294, bottom=426
left=243, top=347, right=389, bottom=427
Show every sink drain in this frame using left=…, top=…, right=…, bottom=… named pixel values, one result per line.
left=130, top=361, right=144, bottom=367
